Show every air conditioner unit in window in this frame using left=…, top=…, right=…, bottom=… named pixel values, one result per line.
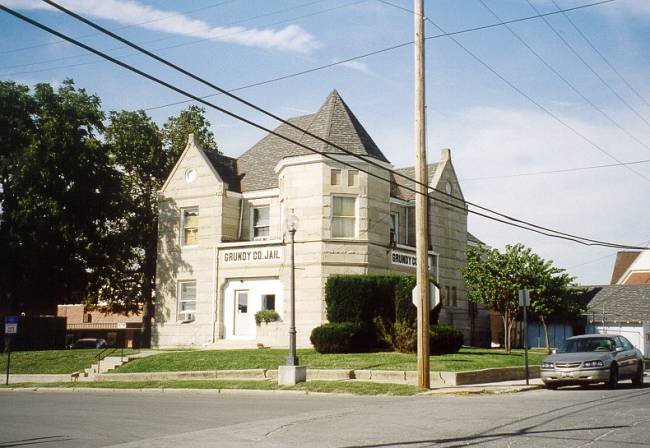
left=181, top=313, right=195, bottom=323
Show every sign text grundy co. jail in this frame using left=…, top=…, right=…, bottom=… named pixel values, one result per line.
left=222, top=246, right=283, bottom=264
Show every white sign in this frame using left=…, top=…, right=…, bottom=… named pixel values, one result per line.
left=390, top=250, right=433, bottom=270
left=518, top=289, right=530, bottom=307
left=4, top=316, right=17, bottom=335
left=412, top=283, right=440, bottom=310
left=116, top=322, right=127, bottom=329
left=222, top=246, right=283, bottom=264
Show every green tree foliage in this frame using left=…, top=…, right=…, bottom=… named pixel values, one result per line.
left=162, top=105, right=218, bottom=161
left=0, top=80, right=121, bottom=314
left=463, top=243, right=577, bottom=353
left=0, top=79, right=221, bottom=350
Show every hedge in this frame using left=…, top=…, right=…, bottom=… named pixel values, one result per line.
left=310, top=322, right=372, bottom=354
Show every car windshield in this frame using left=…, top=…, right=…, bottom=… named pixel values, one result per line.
left=558, top=337, right=614, bottom=353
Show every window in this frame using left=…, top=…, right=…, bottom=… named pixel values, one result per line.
left=445, top=286, right=451, bottom=306
left=178, top=281, right=196, bottom=321
left=452, top=286, right=457, bottom=307
left=181, top=207, right=199, bottom=246
left=262, top=294, right=276, bottom=311
left=331, top=169, right=341, bottom=185
left=348, top=170, right=358, bottom=186
left=390, top=212, right=399, bottom=246
left=252, top=205, right=270, bottom=239
left=331, top=196, right=356, bottom=238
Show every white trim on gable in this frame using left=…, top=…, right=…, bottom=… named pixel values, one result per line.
left=159, top=134, right=225, bottom=194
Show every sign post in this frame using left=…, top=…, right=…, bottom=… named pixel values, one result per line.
left=4, top=316, right=18, bottom=386
left=518, top=290, right=530, bottom=385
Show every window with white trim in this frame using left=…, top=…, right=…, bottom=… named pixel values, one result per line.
left=252, top=205, right=270, bottom=239
left=262, top=294, right=276, bottom=311
left=331, top=195, right=357, bottom=238
left=181, top=207, right=199, bottom=246
left=348, top=170, right=358, bottom=186
left=178, top=281, right=196, bottom=321
left=331, top=169, right=341, bottom=185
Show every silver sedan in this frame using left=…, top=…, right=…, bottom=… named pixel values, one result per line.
left=540, top=334, right=645, bottom=389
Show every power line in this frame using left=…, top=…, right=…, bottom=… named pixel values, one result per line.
left=0, top=0, right=239, bottom=56
left=0, top=0, right=615, bottom=83
left=526, top=0, right=650, bottom=128
left=38, top=0, right=647, bottom=250
left=0, top=0, right=366, bottom=76
left=2, top=4, right=646, bottom=251
left=549, top=0, right=650, bottom=113
left=0, top=0, right=339, bottom=71
left=460, top=158, right=650, bottom=182
left=478, top=0, right=650, bottom=155
left=378, top=0, right=650, bottom=184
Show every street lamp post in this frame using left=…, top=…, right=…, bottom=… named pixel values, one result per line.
left=278, top=212, right=306, bottom=385
left=286, top=213, right=298, bottom=366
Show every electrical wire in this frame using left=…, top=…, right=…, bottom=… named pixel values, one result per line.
left=38, top=0, right=648, bottom=249
left=1, top=3, right=646, bottom=251
left=460, top=158, right=650, bottom=182
left=527, top=0, right=650, bottom=128
left=377, top=0, right=650, bottom=184
left=478, top=0, right=650, bottom=155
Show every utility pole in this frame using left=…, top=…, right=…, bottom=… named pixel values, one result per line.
left=414, top=0, right=430, bottom=389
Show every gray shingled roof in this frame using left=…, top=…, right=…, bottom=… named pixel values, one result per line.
left=390, top=164, right=439, bottom=201
left=203, top=151, right=241, bottom=192
left=581, top=285, right=650, bottom=323
left=236, top=90, right=390, bottom=192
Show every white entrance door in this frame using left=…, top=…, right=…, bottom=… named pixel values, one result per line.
left=233, top=290, right=252, bottom=337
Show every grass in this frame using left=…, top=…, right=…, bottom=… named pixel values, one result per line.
left=113, top=348, right=547, bottom=374
left=1, top=380, right=425, bottom=396
left=0, top=349, right=140, bottom=374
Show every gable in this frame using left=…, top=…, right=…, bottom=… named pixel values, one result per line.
left=160, top=134, right=225, bottom=197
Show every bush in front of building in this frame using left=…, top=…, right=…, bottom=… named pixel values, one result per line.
left=393, top=323, right=464, bottom=354
left=324, top=275, right=396, bottom=326
left=310, top=322, right=372, bottom=353
left=254, top=309, right=280, bottom=325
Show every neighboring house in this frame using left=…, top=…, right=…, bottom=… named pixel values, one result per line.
left=57, top=304, right=142, bottom=348
left=581, top=284, right=650, bottom=357
left=611, top=250, right=650, bottom=285
left=153, top=90, right=490, bottom=348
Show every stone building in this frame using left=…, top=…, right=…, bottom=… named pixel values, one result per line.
left=153, top=90, right=490, bottom=348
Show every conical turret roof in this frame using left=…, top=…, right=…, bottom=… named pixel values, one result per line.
left=236, top=90, right=390, bottom=191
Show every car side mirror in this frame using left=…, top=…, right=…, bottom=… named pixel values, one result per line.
left=615, top=347, right=624, bottom=352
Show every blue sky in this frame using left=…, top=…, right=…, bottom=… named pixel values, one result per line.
left=1, top=0, right=649, bottom=284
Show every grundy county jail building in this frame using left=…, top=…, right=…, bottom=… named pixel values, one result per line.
left=152, top=90, right=490, bottom=348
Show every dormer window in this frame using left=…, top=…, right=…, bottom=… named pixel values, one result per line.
left=252, top=205, right=270, bottom=239
left=181, top=207, right=199, bottom=246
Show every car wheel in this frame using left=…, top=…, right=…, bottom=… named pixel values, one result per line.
left=632, top=362, right=644, bottom=387
left=607, top=364, right=619, bottom=389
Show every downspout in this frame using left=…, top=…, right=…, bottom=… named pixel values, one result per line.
left=211, top=245, right=218, bottom=343
left=237, top=198, right=244, bottom=240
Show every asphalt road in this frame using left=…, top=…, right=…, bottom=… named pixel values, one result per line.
left=1, top=384, right=649, bottom=447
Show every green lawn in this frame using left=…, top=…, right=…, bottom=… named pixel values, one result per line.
left=2, top=380, right=425, bottom=396
left=113, top=348, right=546, bottom=373
left=0, top=349, right=140, bottom=374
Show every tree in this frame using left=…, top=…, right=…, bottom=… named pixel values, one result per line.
left=463, top=243, right=577, bottom=353
left=102, top=105, right=219, bottom=347
left=0, top=79, right=121, bottom=315
left=527, top=268, right=580, bottom=354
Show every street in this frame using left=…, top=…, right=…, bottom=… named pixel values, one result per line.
left=1, top=384, right=649, bottom=447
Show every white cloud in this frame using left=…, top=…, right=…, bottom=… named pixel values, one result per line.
left=6, top=0, right=321, bottom=53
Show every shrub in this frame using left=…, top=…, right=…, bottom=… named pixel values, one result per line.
left=310, top=322, right=371, bottom=354
left=393, top=323, right=464, bottom=354
left=254, top=309, right=280, bottom=325
left=430, top=324, right=464, bottom=355
left=324, top=275, right=396, bottom=324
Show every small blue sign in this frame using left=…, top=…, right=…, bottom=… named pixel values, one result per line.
left=4, top=316, right=18, bottom=335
